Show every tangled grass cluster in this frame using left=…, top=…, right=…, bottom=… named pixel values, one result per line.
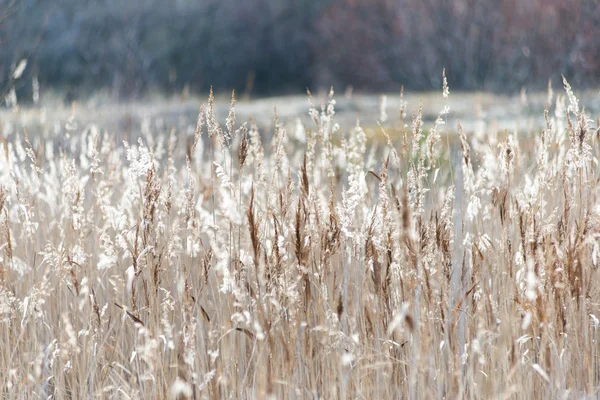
left=0, top=78, right=599, bottom=399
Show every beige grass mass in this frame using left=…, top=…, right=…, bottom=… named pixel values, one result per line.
left=0, top=80, right=600, bottom=399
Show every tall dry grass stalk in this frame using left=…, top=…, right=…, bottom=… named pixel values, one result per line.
left=0, top=77, right=599, bottom=399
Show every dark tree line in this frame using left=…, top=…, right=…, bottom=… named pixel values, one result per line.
left=1, top=0, right=599, bottom=100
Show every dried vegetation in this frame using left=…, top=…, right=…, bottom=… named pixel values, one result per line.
left=0, top=78, right=600, bottom=399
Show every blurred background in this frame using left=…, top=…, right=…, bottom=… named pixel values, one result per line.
left=1, top=0, right=599, bottom=102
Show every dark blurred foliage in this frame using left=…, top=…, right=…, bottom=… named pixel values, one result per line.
left=1, top=0, right=599, bottom=100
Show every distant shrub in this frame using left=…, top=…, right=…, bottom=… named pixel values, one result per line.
left=1, top=0, right=599, bottom=99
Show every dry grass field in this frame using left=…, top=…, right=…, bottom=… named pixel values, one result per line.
left=1, top=78, right=600, bottom=399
